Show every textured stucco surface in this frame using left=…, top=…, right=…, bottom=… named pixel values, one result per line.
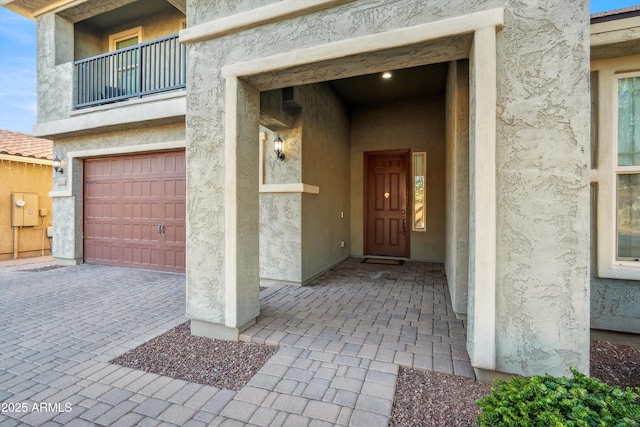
left=258, top=83, right=350, bottom=285
left=37, top=13, right=74, bottom=123
left=184, top=0, right=591, bottom=376
left=350, top=97, right=446, bottom=262
left=37, top=3, right=184, bottom=124
left=494, top=2, right=591, bottom=375
left=29, top=0, right=596, bottom=377
left=300, top=83, right=351, bottom=282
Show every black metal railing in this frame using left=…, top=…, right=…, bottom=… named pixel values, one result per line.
left=74, top=34, right=186, bottom=109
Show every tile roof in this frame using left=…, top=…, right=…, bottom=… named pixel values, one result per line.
left=0, top=129, right=53, bottom=160
left=591, top=6, right=640, bottom=22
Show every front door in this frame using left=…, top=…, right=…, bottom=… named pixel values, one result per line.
left=364, top=150, right=410, bottom=257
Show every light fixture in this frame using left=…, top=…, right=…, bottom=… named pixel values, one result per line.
left=274, top=134, right=285, bottom=161
left=382, top=72, right=392, bottom=79
left=53, top=155, right=64, bottom=174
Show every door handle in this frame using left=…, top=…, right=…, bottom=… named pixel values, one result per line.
left=158, top=224, right=165, bottom=235
left=401, top=210, right=405, bottom=230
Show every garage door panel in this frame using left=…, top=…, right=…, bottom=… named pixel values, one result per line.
left=84, top=150, right=186, bottom=273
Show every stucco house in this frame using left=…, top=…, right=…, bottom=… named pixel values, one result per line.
left=2, top=0, right=638, bottom=382
left=0, top=130, right=53, bottom=260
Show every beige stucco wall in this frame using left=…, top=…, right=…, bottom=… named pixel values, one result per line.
left=28, top=0, right=593, bottom=378
left=301, top=83, right=351, bottom=282
left=259, top=83, right=350, bottom=285
left=0, top=160, right=53, bottom=260
left=37, top=4, right=185, bottom=124
left=183, top=0, right=590, bottom=377
left=350, top=96, right=446, bottom=262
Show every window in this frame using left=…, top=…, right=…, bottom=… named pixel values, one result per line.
left=412, top=152, right=426, bottom=231
left=616, top=75, right=640, bottom=261
left=591, top=59, right=640, bottom=280
left=108, top=27, right=143, bottom=96
left=109, top=27, right=143, bottom=51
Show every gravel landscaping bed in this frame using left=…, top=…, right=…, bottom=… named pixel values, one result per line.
left=111, top=321, right=277, bottom=391
left=111, top=322, right=639, bottom=425
left=390, top=339, right=640, bottom=426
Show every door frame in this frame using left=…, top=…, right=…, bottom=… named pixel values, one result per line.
left=363, top=149, right=411, bottom=258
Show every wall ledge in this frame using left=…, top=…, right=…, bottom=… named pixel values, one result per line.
left=180, top=0, right=355, bottom=45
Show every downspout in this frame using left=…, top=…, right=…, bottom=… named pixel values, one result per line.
left=13, top=227, right=19, bottom=259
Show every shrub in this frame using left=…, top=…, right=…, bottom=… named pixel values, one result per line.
left=476, top=368, right=640, bottom=426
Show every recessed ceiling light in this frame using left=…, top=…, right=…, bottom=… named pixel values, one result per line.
left=382, top=72, right=392, bottom=79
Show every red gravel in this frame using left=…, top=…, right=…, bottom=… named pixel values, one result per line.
left=390, top=340, right=640, bottom=426
left=111, top=322, right=277, bottom=391
left=590, top=339, right=640, bottom=389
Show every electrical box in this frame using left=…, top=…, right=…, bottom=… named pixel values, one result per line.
left=39, top=208, right=49, bottom=217
left=11, top=193, right=39, bottom=227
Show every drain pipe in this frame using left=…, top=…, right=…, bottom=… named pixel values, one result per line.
left=13, top=227, right=19, bottom=259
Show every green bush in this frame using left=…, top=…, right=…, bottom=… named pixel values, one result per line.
left=476, top=368, right=640, bottom=426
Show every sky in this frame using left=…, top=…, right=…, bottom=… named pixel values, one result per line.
left=0, top=1, right=639, bottom=134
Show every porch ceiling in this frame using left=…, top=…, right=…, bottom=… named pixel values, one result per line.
left=328, top=62, right=449, bottom=107
left=240, top=33, right=472, bottom=94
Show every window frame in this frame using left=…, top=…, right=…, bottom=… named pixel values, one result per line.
left=614, top=72, right=640, bottom=262
left=108, top=26, right=143, bottom=52
left=592, top=59, right=640, bottom=281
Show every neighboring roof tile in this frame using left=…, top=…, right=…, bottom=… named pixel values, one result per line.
left=0, top=129, right=53, bottom=160
left=591, top=6, right=640, bottom=23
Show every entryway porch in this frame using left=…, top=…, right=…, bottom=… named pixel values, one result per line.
left=241, top=257, right=475, bottom=379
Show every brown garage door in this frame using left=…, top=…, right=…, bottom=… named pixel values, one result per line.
left=84, top=150, right=186, bottom=273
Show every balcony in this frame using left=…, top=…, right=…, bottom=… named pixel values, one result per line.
left=74, top=34, right=186, bottom=109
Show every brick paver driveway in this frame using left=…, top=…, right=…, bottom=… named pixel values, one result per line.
left=0, top=259, right=472, bottom=426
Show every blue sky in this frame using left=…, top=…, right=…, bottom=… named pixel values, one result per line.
left=0, top=1, right=639, bottom=134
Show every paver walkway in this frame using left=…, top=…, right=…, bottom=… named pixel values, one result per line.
left=0, top=258, right=472, bottom=426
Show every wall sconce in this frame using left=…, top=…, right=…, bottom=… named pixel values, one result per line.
left=53, top=156, right=64, bottom=174
left=274, top=134, right=285, bottom=161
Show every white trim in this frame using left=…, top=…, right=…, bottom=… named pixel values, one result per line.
left=222, top=10, right=502, bottom=369
left=0, top=154, right=52, bottom=166
left=48, top=140, right=186, bottom=198
left=180, top=0, right=355, bottom=45
left=260, top=183, right=320, bottom=194
left=225, top=76, right=240, bottom=328
left=258, top=131, right=320, bottom=194
left=222, top=8, right=504, bottom=79
left=591, top=56, right=640, bottom=280
left=33, top=93, right=186, bottom=139
left=109, top=26, right=143, bottom=51
left=469, top=25, right=497, bottom=370
left=31, top=0, right=86, bottom=18
left=591, top=15, right=640, bottom=47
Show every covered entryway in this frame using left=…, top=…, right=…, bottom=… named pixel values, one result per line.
left=83, top=150, right=186, bottom=272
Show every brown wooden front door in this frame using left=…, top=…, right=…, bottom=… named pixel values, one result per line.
left=83, top=151, right=186, bottom=273
left=364, top=150, right=410, bottom=257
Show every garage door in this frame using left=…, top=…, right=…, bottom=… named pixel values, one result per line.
left=84, top=150, right=186, bottom=273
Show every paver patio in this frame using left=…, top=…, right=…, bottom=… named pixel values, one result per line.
left=0, top=257, right=472, bottom=426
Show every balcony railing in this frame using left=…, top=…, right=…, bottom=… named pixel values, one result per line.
left=74, top=34, right=186, bottom=109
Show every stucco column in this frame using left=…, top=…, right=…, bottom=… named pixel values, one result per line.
left=190, top=76, right=261, bottom=340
